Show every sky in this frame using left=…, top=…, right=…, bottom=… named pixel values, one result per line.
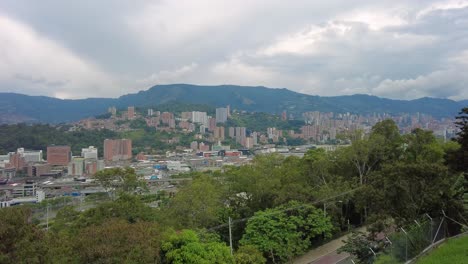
left=0, top=0, right=468, bottom=100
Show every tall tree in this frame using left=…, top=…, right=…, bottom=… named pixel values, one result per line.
left=0, top=207, right=47, bottom=263
left=162, top=175, right=224, bottom=229
left=240, top=201, right=333, bottom=263
left=161, top=229, right=234, bottom=264
left=449, top=107, right=468, bottom=172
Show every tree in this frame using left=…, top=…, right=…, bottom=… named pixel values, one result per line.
left=162, top=175, right=224, bottom=229
left=338, top=231, right=375, bottom=264
left=403, top=128, right=444, bottom=164
left=161, top=229, right=234, bottom=264
left=0, top=207, right=47, bottom=263
left=448, top=107, right=468, bottom=172
left=70, top=219, right=161, bottom=264
left=224, top=154, right=284, bottom=215
left=76, top=193, right=158, bottom=227
left=93, top=167, right=146, bottom=195
left=240, top=201, right=333, bottom=263
left=365, top=162, right=463, bottom=224
left=234, top=245, right=266, bottom=264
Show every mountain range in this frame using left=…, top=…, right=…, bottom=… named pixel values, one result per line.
left=0, top=84, right=466, bottom=124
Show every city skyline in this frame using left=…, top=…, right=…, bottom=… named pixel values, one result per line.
left=1, top=1, right=468, bottom=100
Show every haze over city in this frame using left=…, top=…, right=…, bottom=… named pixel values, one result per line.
left=1, top=0, right=468, bottom=100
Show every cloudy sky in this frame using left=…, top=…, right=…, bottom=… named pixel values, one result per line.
left=1, top=0, right=468, bottom=100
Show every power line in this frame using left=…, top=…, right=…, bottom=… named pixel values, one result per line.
left=209, top=185, right=364, bottom=231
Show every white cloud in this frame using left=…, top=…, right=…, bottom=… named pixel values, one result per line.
left=417, top=0, right=468, bottom=18
left=338, top=9, right=409, bottom=30
left=137, top=63, right=199, bottom=86
left=0, top=15, right=117, bottom=99
left=372, top=69, right=468, bottom=100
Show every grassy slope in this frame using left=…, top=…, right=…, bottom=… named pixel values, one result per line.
left=416, top=235, right=468, bottom=264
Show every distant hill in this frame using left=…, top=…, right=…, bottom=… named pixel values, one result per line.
left=0, top=84, right=466, bottom=123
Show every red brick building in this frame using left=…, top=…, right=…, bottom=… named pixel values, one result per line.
left=47, top=146, right=72, bottom=166
left=103, top=139, right=132, bottom=161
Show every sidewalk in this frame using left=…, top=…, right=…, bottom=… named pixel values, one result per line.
left=293, top=227, right=366, bottom=264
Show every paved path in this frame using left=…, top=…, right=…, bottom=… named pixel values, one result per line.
left=293, top=227, right=366, bottom=264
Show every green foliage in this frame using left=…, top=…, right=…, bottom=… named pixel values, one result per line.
left=416, top=234, right=468, bottom=264
left=161, top=175, right=225, bottom=229
left=46, top=219, right=162, bottom=264
left=365, top=162, right=462, bottom=223
left=446, top=107, right=468, bottom=172
left=373, top=254, right=400, bottom=264
left=0, top=207, right=46, bottom=264
left=93, top=167, right=147, bottom=194
left=234, top=245, right=266, bottom=264
left=161, top=229, right=234, bottom=264
left=240, top=201, right=333, bottom=263
left=129, top=118, right=148, bottom=129
left=338, top=231, right=375, bottom=264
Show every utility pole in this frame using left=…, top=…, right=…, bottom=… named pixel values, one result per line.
left=228, top=217, right=233, bottom=255
left=46, top=203, right=49, bottom=231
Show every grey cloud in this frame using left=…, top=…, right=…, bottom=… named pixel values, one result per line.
left=0, top=0, right=467, bottom=100
left=14, top=74, right=69, bottom=87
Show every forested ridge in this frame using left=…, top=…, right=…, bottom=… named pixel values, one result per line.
left=1, top=108, right=467, bottom=263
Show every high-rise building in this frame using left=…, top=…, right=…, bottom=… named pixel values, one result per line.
left=216, top=108, right=228, bottom=123
left=81, top=146, right=98, bottom=159
left=191, top=111, right=208, bottom=126
left=8, top=153, right=26, bottom=170
left=108, top=106, right=117, bottom=116
left=200, top=125, right=207, bottom=134
left=68, top=157, right=84, bottom=176
left=282, top=111, right=287, bottom=121
left=84, top=159, right=104, bottom=176
left=252, top=132, right=258, bottom=145
left=16, top=148, right=42, bottom=163
left=47, top=146, right=72, bottom=166
left=208, top=118, right=217, bottom=132
left=127, top=106, right=135, bottom=119
left=229, top=127, right=235, bottom=138
left=235, top=127, right=246, bottom=143
left=181, top=112, right=192, bottom=120
left=103, top=139, right=132, bottom=161
left=147, top=108, right=154, bottom=116
left=214, top=126, right=225, bottom=140
left=161, top=112, right=174, bottom=124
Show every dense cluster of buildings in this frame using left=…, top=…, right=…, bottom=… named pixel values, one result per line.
left=74, top=106, right=458, bottom=156
left=0, top=137, right=136, bottom=181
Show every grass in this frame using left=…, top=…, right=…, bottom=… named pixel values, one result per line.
left=416, top=234, right=468, bottom=264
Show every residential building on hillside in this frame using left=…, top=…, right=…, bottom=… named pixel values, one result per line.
left=127, top=106, right=135, bottom=119
left=216, top=107, right=228, bottom=123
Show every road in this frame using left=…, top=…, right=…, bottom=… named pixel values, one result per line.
left=293, top=227, right=366, bottom=264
